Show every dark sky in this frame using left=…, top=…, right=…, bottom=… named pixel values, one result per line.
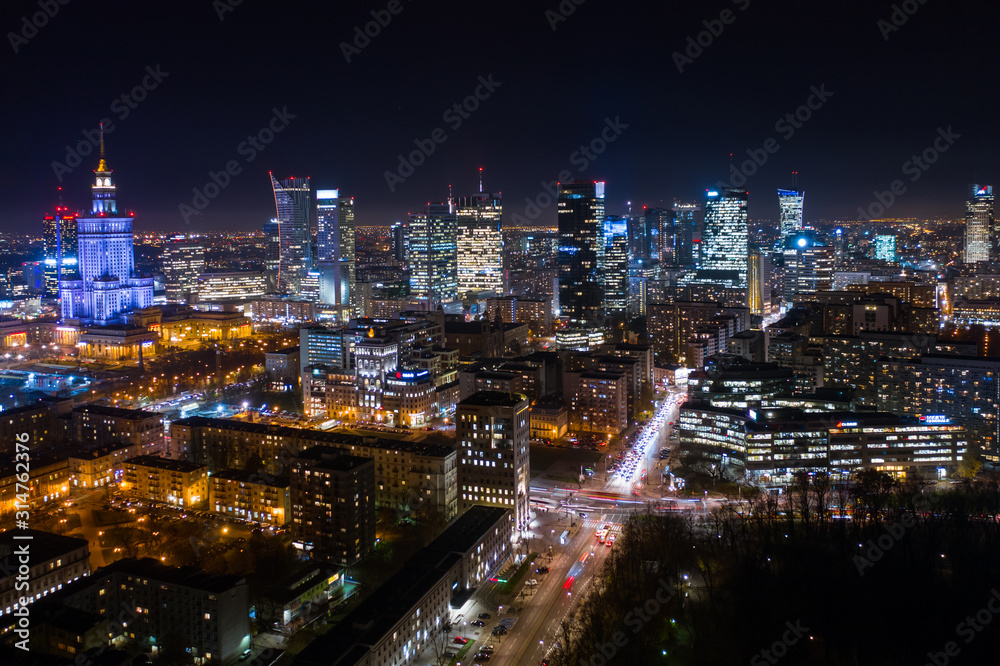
left=1, top=0, right=998, bottom=232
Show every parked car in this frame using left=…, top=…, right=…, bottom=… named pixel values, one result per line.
left=454, top=636, right=469, bottom=644
left=471, top=620, right=485, bottom=627
left=478, top=612, right=492, bottom=619
left=525, top=579, right=538, bottom=586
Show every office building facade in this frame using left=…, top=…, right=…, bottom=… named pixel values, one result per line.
left=456, top=191, right=503, bottom=295
left=457, top=391, right=530, bottom=534
left=270, top=174, right=311, bottom=294
left=777, top=188, right=804, bottom=239
left=964, top=184, right=994, bottom=263
left=699, top=188, right=749, bottom=287
left=558, top=181, right=605, bottom=327
left=407, top=202, right=458, bottom=305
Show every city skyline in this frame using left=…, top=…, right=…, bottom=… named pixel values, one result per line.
left=2, top=1, right=999, bottom=231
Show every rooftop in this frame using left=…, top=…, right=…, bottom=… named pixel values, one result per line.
left=125, top=455, right=206, bottom=473
left=458, top=391, right=528, bottom=408
left=73, top=404, right=163, bottom=420
left=0, top=529, right=88, bottom=565
left=172, top=416, right=456, bottom=458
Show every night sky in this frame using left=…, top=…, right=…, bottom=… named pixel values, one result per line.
left=2, top=0, right=998, bottom=232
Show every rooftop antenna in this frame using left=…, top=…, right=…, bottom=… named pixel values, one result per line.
left=792, top=171, right=799, bottom=189
left=479, top=167, right=483, bottom=194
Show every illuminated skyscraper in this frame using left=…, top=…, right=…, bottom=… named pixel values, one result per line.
left=407, top=201, right=458, bottom=306
left=874, top=234, right=897, bottom=262
left=42, top=196, right=78, bottom=297
left=748, top=245, right=771, bottom=316
left=782, top=231, right=833, bottom=303
left=270, top=174, right=311, bottom=294
left=778, top=189, right=804, bottom=239
left=602, top=216, right=629, bottom=317
left=642, top=207, right=670, bottom=263
left=390, top=221, right=407, bottom=266
left=162, top=235, right=205, bottom=304
left=672, top=202, right=700, bottom=267
left=700, top=188, right=749, bottom=288
left=964, top=184, right=994, bottom=263
left=60, top=135, right=153, bottom=323
left=316, top=189, right=356, bottom=314
left=557, top=181, right=605, bottom=327
left=456, top=190, right=503, bottom=295
left=262, top=219, right=281, bottom=272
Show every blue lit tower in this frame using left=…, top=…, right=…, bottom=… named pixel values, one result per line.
left=778, top=189, right=804, bottom=240
left=602, top=216, right=629, bottom=316
left=671, top=202, right=700, bottom=267
left=316, top=189, right=357, bottom=314
left=270, top=174, right=311, bottom=294
left=407, top=200, right=458, bottom=306
left=557, top=181, right=605, bottom=327
left=60, top=131, right=153, bottom=323
left=700, top=188, right=749, bottom=288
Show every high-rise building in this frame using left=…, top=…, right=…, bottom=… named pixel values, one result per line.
left=778, top=189, right=804, bottom=239
left=456, top=191, right=503, bottom=295
left=644, top=207, right=671, bottom=264
left=407, top=201, right=458, bottom=306
left=782, top=231, right=834, bottom=303
left=290, top=447, right=376, bottom=565
left=162, top=234, right=205, bottom=303
left=59, top=136, right=153, bottom=323
left=390, top=221, right=407, bottom=265
left=262, top=219, right=281, bottom=272
left=316, top=189, right=356, bottom=314
left=42, top=200, right=78, bottom=297
left=964, top=184, right=994, bottom=263
left=602, top=216, right=629, bottom=317
left=557, top=181, right=605, bottom=327
left=700, top=188, right=749, bottom=287
left=874, top=234, right=897, bottom=262
left=748, top=244, right=772, bottom=316
left=270, top=174, right=311, bottom=294
left=672, top=202, right=700, bottom=267
left=457, top=391, right=530, bottom=534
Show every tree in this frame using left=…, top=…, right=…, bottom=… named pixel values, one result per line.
left=958, top=455, right=983, bottom=480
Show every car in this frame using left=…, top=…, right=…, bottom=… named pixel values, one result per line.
left=474, top=653, right=492, bottom=662
left=535, top=567, right=549, bottom=574
left=478, top=612, right=492, bottom=619
left=526, top=579, right=538, bottom=586
left=482, top=645, right=495, bottom=652
left=444, top=651, right=457, bottom=659
left=454, top=636, right=469, bottom=644
left=471, top=620, right=486, bottom=627
left=607, top=535, right=616, bottom=546
left=239, top=649, right=252, bottom=662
